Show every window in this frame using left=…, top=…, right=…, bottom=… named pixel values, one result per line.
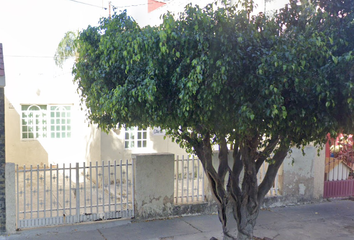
left=21, top=105, right=47, bottom=139
left=50, top=106, right=71, bottom=138
left=125, top=127, right=147, bottom=149
left=21, top=104, right=72, bottom=140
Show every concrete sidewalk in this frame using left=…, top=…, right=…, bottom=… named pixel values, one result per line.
left=2, top=199, right=354, bottom=240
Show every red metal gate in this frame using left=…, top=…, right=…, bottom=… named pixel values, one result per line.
left=323, top=134, right=354, bottom=198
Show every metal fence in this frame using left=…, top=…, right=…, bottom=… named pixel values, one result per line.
left=325, top=157, right=353, bottom=181
left=174, top=156, right=205, bottom=204
left=174, top=156, right=281, bottom=205
left=323, top=156, right=354, bottom=198
left=16, top=160, right=134, bottom=229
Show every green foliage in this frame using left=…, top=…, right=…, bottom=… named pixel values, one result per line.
left=73, top=1, right=354, bottom=152
left=54, top=31, right=78, bottom=68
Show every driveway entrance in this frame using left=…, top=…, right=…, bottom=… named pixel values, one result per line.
left=324, top=135, right=354, bottom=198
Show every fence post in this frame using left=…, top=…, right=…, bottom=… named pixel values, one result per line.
left=175, top=156, right=179, bottom=204
left=0, top=87, right=5, bottom=233
left=76, top=163, right=80, bottom=222
left=5, top=163, right=15, bottom=233
left=134, top=153, right=174, bottom=219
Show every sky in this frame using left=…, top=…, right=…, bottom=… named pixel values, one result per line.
left=0, top=0, right=108, bottom=59
left=0, top=0, right=211, bottom=63
left=0, top=0, right=156, bottom=102
left=0, top=0, right=215, bottom=107
left=0, top=0, right=286, bottom=94
left=0, top=0, right=112, bottom=94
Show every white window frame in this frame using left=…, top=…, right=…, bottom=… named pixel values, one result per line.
left=124, top=127, right=148, bottom=149
left=21, top=105, right=47, bottom=140
left=21, top=104, right=72, bottom=140
left=49, top=105, right=72, bottom=139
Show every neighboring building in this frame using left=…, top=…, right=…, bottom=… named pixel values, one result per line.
left=5, top=55, right=188, bottom=166
left=5, top=0, right=291, bottom=167
left=4, top=0, right=197, bottom=167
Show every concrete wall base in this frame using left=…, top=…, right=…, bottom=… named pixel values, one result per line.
left=172, top=202, right=218, bottom=216
left=262, top=195, right=326, bottom=209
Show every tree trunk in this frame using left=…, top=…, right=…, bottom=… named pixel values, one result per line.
left=215, top=199, right=260, bottom=240
left=235, top=204, right=259, bottom=240
left=191, top=133, right=288, bottom=240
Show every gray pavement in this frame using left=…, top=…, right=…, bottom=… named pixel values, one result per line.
left=2, top=199, right=354, bottom=240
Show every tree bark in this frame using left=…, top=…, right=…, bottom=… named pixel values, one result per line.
left=189, top=133, right=289, bottom=240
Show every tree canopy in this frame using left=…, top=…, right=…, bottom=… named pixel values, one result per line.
left=73, top=1, right=353, bottom=147
left=72, top=0, right=354, bottom=239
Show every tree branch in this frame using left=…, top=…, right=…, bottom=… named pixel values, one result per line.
left=232, top=140, right=243, bottom=185
left=228, top=140, right=243, bottom=227
left=218, top=137, right=229, bottom=187
left=240, top=140, right=258, bottom=207
left=257, top=140, right=289, bottom=202
left=255, top=136, right=280, bottom=172
left=228, top=140, right=242, bottom=204
left=238, top=139, right=259, bottom=232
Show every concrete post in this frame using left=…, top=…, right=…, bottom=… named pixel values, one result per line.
left=5, top=163, right=15, bottom=233
left=313, top=147, right=325, bottom=199
left=282, top=145, right=325, bottom=202
left=0, top=87, right=5, bottom=233
left=134, top=153, right=174, bottom=219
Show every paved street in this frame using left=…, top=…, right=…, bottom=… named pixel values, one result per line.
left=2, top=199, right=354, bottom=240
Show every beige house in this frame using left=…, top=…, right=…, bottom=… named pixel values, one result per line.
left=5, top=54, right=190, bottom=167
left=4, top=0, right=197, bottom=167
left=5, top=0, right=289, bottom=167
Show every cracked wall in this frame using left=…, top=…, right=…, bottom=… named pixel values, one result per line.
left=134, top=153, right=175, bottom=219
left=282, top=145, right=325, bottom=203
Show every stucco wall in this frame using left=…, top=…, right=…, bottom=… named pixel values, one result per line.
left=5, top=94, right=100, bottom=167
left=132, top=146, right=325, bottom=219
left=5, top=97, right=48, bottom=166
left=206, top=146, right=325, bottom=207
left=83, top=125, right=101, bottom=165
left=269, top=145, right=325, bottom=205
left=5, top=163, right=15, bottom=234
left=134, top=153, right=175, bottom=219
left=100, top=128, right=188, bottom=162
left=3, top=54, right=104, bottom=167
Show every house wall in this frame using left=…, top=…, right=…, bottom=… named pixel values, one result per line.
left=4, top=57, right=188, bottom=167
left=4, top=57, right=102, bottom=167
left=264, top=145, right=326, bottom=207
left=5, top=97, right=48, bottom=167
left=100, top=128, right=189, bottom=162
left=3, top=0, right=299, bottom=168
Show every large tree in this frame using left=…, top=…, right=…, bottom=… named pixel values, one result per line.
left=72, top=0, right=354, bottom=239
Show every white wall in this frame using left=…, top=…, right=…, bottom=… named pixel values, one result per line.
left=4, top=57, right=100, bottom=166
left=100, top=128, right=189, bottom=162
left=4, top=0, right=291, bottom=167
left=282, top=145, right=325, bottom=200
